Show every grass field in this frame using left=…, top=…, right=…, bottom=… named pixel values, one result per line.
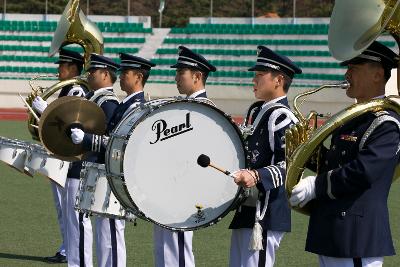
left=0, top=120, right=399, bottom=266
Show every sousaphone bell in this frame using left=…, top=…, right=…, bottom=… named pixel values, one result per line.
left=329, top=0, right=400, bottom=90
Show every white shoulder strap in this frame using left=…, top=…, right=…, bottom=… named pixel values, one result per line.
left=268, top=108, right=299, bottom=154
left=359, top=114, right=400, bottom=151
left=89, top=90, right=119, bottom=107
left=251, top=103, right=287, bottom=131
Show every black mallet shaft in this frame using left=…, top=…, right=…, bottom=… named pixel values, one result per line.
left=197, top=154, right=235, bottom=178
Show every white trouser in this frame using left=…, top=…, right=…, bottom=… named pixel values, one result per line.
left=50, top=180, right=66, bottom=256
left=95, top=217, right=126, bottom=267
left=153, top=225, right=195, bottom=267
left=229, top=228, right=284, bottom=267
left=319, top=255, right=383, bottom=267
left=64, top=178, right=93, bottom=267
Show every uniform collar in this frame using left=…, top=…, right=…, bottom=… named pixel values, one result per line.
left=123, top=91, right=143, bottom=104
left=261, top=95, right=287, bottom=109
left=188, top=89, right=206, bottom=98
left=95, top=86, right=114, bottom=93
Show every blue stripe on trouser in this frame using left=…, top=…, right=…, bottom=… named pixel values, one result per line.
left=110, top=219, right=118, bottom=267
left=258, top=236, right=267, bottom=267
left=178, top=232, right=185, bottom=267
left=79, top=213, right=85, bottom=267
left=353, top=258, right=362, bottom=267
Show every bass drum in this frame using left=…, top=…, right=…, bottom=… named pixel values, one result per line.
left=106, top=98, right=246, bottom=231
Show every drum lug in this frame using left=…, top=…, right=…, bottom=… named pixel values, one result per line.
left=59, top=160, right=64, bottom=170
left=40, top=158, right=47, bottom=168
left=111, top=149, right=122, bottom=161
left=124, top=211, right=137, bottom=223
left=86, top=185, right=95, bottom=193
left=74, top=195, right=81, bottom=209
left=90, top=194, right=95, bottom=205
left=12, top=149, right=17, bottom=159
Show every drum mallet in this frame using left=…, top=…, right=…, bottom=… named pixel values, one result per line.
left=197, top=154, right=236, bottom=178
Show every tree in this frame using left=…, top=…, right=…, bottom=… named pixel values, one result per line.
left=2, top=0, right=335, bottom=27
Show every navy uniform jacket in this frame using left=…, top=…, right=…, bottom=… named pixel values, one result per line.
left=68, top=88, right=119, bottom=178
left=230, top=96, right=296, bottom=232
left=79, top=91, right=146, bottom=160
left=306, top=109, right=400, bottom=257
left=106, top=91, right=145, bottom=133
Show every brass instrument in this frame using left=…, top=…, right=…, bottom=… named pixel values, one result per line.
left=285, top=82, right=350, bottom=187
left=329, top=0, right=400, bottom=91
left=49, top=0, right=104, bottom=68
left=285, top=0, right=400, bottom=215
left=26, top=74, right=89, bottom=140
left=26, top=0, right=103, bottom=140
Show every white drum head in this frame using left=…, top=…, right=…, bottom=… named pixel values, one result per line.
left=123, top=101, right=245, bottom=230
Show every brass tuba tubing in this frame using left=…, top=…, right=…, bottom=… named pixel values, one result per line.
left=26, top=0, right=103, bottom=141
left=286, top=97, right=400, bottom=215
left=285, top=81, right=350, bottom=215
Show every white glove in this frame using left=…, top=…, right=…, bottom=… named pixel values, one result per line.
left=32, top=96, right=48, bottom=114
left=71, top=128, right=84, bottom=144
left=289, top=175, right=316, bottom=207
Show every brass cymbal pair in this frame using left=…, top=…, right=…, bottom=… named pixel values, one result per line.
left=39, top=96, right=106, bottom=161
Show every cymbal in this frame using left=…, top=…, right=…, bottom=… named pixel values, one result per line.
left=39, top=96, right=106, bottom=161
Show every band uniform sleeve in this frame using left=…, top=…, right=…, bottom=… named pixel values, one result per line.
left=81, top=100, right=118, bottom=152
left=101, top=100, right=119, bottom=126
left=315, top=120, right=400, bottom=200
left=82, top=133, right=108, bottom=153
left=256, top=109, right=296, bottom=191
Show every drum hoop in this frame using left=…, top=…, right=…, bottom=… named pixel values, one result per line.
left=105, top=98, right=249, bottom=230
left=0, top=138, right=29, bottom=149
left=27, top=144, right=47, bottom=154
left=105, top=173, right=141, bottom=215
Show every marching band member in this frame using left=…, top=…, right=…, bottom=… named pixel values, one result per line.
left=153, top=45, right=216, bottom=267
left=32, top=48, right=87, bottom=264
left=172, top=46, right=216, bottom=99
left=107, top=53, right=155, bottom=133
left=70, top=53, right=156, bottom=267
left=230, top=46, right=302, bottom=267
left=289, top=41, right=400, bottom=267
left=68, top=53, right=120, bottom=267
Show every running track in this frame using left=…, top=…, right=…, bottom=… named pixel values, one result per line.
left=0, top=108, right=28, bottom=121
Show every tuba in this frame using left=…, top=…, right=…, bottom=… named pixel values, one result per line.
left=26, top=0, right=103, bottom=140
left=285, top=0, right=400, bottom=215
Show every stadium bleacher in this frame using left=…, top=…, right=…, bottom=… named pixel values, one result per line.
left=0, top=19, right=396, bottom=87
left=0, top=19, right=151, bottom=78
left=150, top=22, right=396, bottom=87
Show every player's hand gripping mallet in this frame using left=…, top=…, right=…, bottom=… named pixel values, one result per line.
left=197, top=154, right=236, bottom=178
